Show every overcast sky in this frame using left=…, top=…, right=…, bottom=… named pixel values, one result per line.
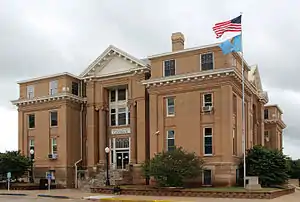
left=0, top=0, right=299, bottom=159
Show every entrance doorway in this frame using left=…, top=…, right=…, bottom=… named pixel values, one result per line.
left=116, top=151, right=129, bottom=169
left=110, top=137, right=130, bottom=169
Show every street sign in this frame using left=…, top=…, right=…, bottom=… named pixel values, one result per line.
left=7, top=172, right=11, bottom=179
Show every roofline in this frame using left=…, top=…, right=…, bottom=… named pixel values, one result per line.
left=17, top=72, right=81, bottom=84
left=147, top=43, right=250, bottom=71
left=79, top=45, right=148, bottom=78
left=147, top=43, right=221, bottom=59
left=265, top=104, right=283, bottom=114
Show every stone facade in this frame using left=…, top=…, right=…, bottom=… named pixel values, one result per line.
left=12, top=32, right=286, bottom=188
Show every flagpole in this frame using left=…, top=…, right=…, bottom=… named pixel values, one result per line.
left=240, top=12, right=246, bottom=189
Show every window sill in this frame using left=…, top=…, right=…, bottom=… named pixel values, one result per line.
left=50, top=126, right=58, bottom=128
left=28, top=128, right=35, bottom=130
left=166, top=114, right=175, bottom=117
left=203, top=154, right=213, bottom=157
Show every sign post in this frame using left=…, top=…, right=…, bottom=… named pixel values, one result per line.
left=7, top=172, right=11, bottom=191
left=47, top=173, right=51, bottom=191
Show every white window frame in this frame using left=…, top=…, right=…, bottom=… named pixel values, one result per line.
left=109, top=88, right=129, bottom=126
left=200, top=52, right=214, bottom=71
left=166, top=130, right=175, bottom=151
left=203, top=93, right=213, bottom=107
left=49, top=80, right=58, bottom=95
left=50, top=110, right=58, bottom=127
left=203, top=127, right=213, bottom=156
left=29, top=139, right=35, bottom=158
left=27, top=85, right=34, bottom=99
left=163, top=59, right=176, bottom=77
left=166, top=97, right=175, bottom=117
left=51, top=137, right=57, bottom=154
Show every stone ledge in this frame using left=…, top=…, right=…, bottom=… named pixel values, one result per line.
left=90, top=186, right=295, bottom=199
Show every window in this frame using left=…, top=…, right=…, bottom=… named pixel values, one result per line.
left=110, top=89, right=127, bottom=102
left=29, top=139, right=35, bottom=159
left=203, top=127, right=213, bottom=155
left=166, top=130, right=175, bottom=151
left=28, top=114, right=35, bottom=129
left=50, top=111, right=58, bottom=127
left=118, top=107, right=127, bottom=125
left=166, top=97, right=175, bottom=116
left=264, top=109, right=269, bottom=119
left=110, top=107, right=129, bottom=126
left=71, top=82, right=79, bottom=96
left=27, top=85, right=34, bottom=99
left=49, top=80, right=58, bottom=95
left=118, top=89, right=126, bottom=101
left=201, top=53, right=214, bottom=71
left=203, top=94, right=213, bottom=107
left=203, top=169, right=212, bottom=185
left=232, top=57, right=237, bottom=67
left=264, top=131, right=269, bottom=139
left=51, top=138, right=57, bottom=154
left=163, top=60, right=176, bottom=77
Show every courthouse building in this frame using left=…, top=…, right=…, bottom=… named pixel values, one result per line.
left=11, top=32, right=286, bottom=187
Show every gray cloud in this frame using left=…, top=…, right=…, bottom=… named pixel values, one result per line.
left=1, top=0, right=300, bottom=157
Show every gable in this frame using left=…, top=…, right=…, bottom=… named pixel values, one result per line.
left=94, top=56, right=138, bottom=77
left=80, top=45, right=148, bottom=78
left=249, top=65, right=263, bottom=92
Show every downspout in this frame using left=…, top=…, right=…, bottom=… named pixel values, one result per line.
left=75, top=80, right=84, bottom=188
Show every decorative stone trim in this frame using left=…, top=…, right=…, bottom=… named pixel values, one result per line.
left=11, top=93, right=85, bottom=106
left=264, top=119, right=287, bottom=129
left=91, top=186, right=295, bottom=199
left=142, top=68, right=267, bottom=103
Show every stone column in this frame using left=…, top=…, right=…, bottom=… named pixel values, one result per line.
left=99, top=106, right=106, bottom=165
left=130, top=101, right=137, bottom=164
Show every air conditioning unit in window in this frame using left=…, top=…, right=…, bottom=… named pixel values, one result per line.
left=202, top=106, right=213, bottom=112
left=48, top=153, right=58, bottom=160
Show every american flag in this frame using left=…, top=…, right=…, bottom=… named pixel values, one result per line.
left=213, top=15, right=242, bottom=38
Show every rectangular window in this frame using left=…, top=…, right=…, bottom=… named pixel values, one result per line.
left=204, top=127, right=213, bottom=155
left=28, top=114, right=35, bottom=129
left=166, top=130, right=175, bottom=151
left=110, top=107, right=129, bottom=126
left=50, top=111, right=58, bottom=127
left=110, top=90, right=116, bottom=102
left=203, top=93, right=213, bottom=107
left=163, top=60, right=176, bottom=77
left=51, top=138, right=57, bottom=154
left=166, top=97, right=175, bottom=116
left=27, top=85, right=34, bottom=99
left=118, top=89, right=126, bottom=101
left=264, top=109, right=269, bottom=119
left=201, top=53, right=214, bottom=71
left=49, top=80, right=58, bottom=95
left=203, top=169, right=212, bottom=185
left=71, top=82, right=79, bottom=96
left=118, top=107, right=127, bottom=126
left=29, top=139, right=35, bottom=159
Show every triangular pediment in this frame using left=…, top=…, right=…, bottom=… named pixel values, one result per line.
left=249, top=65, right=263, bottom=92
left=80, top=45, right=149, bottom=78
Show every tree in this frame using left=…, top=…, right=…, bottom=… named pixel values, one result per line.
left=287, top=158, right=300, bottom=179
left=239, top=145, right=289, bottom=187
left=0, top=151, right=31, bottom=180
left=142, top=147, right=204, bottom=187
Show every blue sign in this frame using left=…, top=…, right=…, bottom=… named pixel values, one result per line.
left=47, top=173, right=52, bottom=179
left=7, top=172, right=11, bottom=179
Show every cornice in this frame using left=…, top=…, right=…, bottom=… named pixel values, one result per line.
left=11, top=93, right=85, bottom=106
left=264, top=119, right=286, bottom=129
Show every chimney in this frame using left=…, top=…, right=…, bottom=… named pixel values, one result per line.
left=171, top=32, right=185, bottom=51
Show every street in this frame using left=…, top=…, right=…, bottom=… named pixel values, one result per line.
left=0, top=195, right=83, bottom=201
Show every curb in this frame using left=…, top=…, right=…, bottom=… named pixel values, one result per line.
left=37, top=194, right=70, bottom=199
left=0, top=193, right=27, bottom=196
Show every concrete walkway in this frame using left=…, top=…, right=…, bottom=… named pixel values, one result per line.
left=0, top=188, right=300, bottom=201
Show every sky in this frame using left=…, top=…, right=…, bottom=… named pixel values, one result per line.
left=0, top=0, right=299, bottom=159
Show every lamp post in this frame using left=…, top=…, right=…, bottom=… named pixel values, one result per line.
left=29, top=149, right=34, bottom=183
left=104, top=147, right=110, bottom=186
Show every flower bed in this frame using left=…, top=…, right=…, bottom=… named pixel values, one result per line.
left=90, top=186, right=295, bottom=199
